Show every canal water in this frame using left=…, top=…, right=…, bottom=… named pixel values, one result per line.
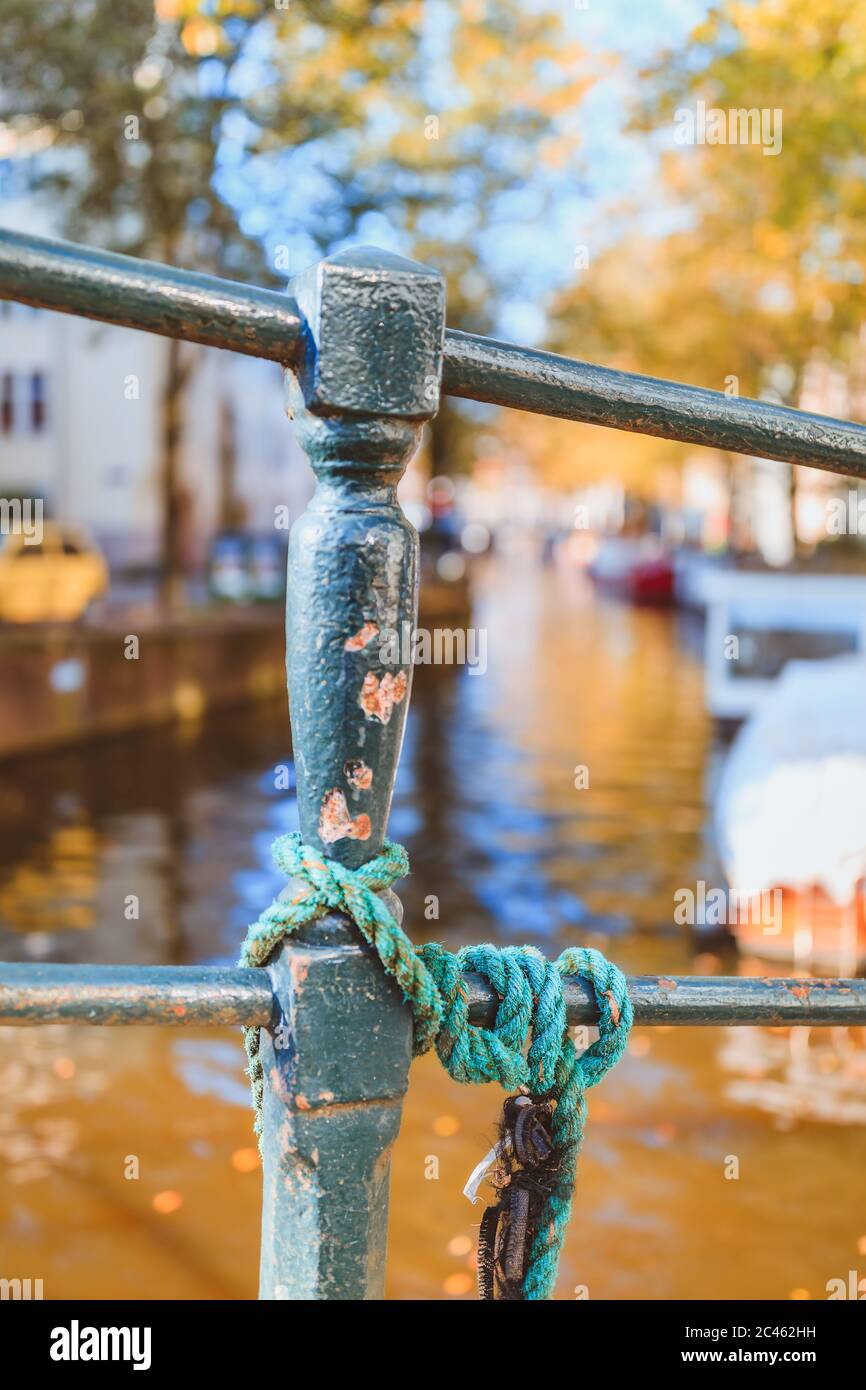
left=1, top=556, right=864, bottom=1300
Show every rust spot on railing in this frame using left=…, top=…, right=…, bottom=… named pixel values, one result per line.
left=344, top=759, right=373, bottom=790
left=785, top=982, right=811, bottom=1002
left=344, top=622, right=379, bottom=652
left=359, top=670, right=408, bottom=724
left=318, top=789, right=372, bottom=844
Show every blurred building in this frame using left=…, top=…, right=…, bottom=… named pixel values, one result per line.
left=0, top=197, right=312, bottom=573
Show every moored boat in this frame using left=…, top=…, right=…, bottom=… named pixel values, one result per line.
left=588, top=535, right=675, bottom=605
left=715, top=654, right=866, bottom=969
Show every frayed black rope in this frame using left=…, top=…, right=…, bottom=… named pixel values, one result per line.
left=477, top=1095, right=569, bottom=1301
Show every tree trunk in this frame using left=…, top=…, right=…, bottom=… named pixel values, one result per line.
left=722, top=452, right=738, bottom=551
left=428, top=398, right=458, bottom=479
left=159, top=336, right=189, bottom=611
left=217, top=389, right=243, bottom=532
left=788, top=462, right=800, bottom=561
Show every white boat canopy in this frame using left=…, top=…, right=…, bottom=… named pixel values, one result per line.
left=716, top=655, right=866, bottom=906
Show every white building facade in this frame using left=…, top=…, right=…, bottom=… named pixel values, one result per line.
left=0, top=196, right=313, bottom=572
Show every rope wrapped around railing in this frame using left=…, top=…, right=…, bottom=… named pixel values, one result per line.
left=240, top=833, right=632, bottom=1301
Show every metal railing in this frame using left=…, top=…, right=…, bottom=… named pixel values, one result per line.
left=0, top=227, right=863, bottom=1301
left=1, top=962, right=865, bottom=1028
left=3, top=229, right=866, bottom=476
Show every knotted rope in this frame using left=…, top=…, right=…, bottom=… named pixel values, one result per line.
left=240, top=832, right=632, bottom=1301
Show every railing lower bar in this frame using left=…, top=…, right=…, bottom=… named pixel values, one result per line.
left=0, top=964, right=275, bottom=1026
left=0, top=963, right=863, bottom=1027
left=469, top=972, right=866, bottom=1026
left=0, top=228, right=303, bottom=363
left=2, top=228, right=866, bottom=476
left=442, top=329, right=866, bottom=477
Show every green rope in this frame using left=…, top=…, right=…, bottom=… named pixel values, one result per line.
left=240, top=832, right=633, bottom=1301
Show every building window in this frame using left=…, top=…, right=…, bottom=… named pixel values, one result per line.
left=31, top=372, right=46, bottom=431
left=0, top=372, right=49, bottom=433
left=1, top=373, right=12, bottom=433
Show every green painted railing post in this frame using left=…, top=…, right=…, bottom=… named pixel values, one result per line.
left=257, top=247, right=446, bottom=1300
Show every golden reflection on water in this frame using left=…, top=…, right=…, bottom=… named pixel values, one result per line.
left=1, top=558, right=865, bottom=1299
left=0, top=1024, right=259, bottom=1298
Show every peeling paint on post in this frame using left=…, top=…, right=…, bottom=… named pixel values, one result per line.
left=286, top=247, right=445, bottom=865
left=257, top=247, right=445, bottom=1300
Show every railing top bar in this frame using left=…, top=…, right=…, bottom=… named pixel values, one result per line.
left=0, top=962, right=864, bottom=1027
left=2, top=227, right=865, bottom=476
left=0, top=227, right=304, bottom=363
left=442, top=329, right=866, bottom=479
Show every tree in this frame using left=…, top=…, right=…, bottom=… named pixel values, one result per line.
left=0, top=0, right=593, bottom=585
left=547, top=1, right=866, bottom=552
left=635, top=0, right=866, bottom=380
left=230, top=0, right=591, bottom=476
left=0, top=0, right=268, bottom=603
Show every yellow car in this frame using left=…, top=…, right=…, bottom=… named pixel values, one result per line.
left=0, top=521, right=109, bottom=623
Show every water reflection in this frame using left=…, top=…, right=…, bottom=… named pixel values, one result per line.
left=1, top=557, right=864, bottom=1300
left=720, top=1023, right=866, bottom=1126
